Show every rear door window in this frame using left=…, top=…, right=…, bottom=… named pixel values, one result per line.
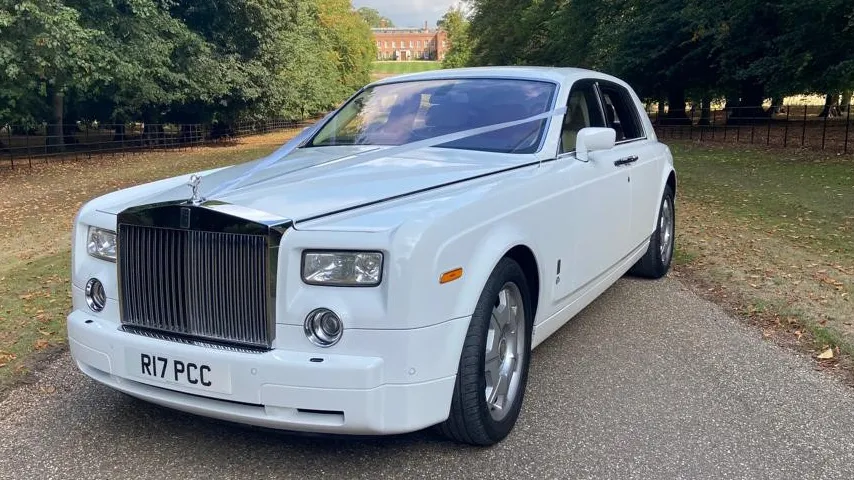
left=598, top=84, right=645, bottom=142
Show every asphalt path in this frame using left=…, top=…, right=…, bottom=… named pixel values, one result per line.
left=2, top=277, right=854, bottom=479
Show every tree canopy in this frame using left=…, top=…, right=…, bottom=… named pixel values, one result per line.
left=356, top=6, right=394, bottom=28
left=0, top=0, right=376, bottom=128
left=466, top=0, right=854, bottom=116
left=439, top=6, right=472, bottom=69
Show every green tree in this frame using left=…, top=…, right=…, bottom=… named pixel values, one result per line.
left=595, top=0, right=716, bottom=123
left=466, top=0, right=853, bottom=124
left=438, top=6, right=471, bottom=68
left=775, top=0, right=854, bottom=115
left=356, top=6, right=393, bottom=28
left=0, top=0, right=394, bottom=130
left=686, top=0, right=784, bottom=117
left=468, top=0, right=537, bottom=65
left=69, top=0, right=223, bottom=123
left=318, top=0, right=376, bottom=94
left=0, top=0, right=108, bottom=142
left=170, top=0, right=347, bottom=121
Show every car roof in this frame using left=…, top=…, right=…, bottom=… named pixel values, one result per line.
left=369, top=66, right=617, bottom=87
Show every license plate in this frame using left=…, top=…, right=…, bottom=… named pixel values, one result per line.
left=125, top=348, right=232, bottom=394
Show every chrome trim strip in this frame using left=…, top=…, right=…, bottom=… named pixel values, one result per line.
left=615, top=137, right=648, bottom=145
left=121, top=325, right=267, bottom=353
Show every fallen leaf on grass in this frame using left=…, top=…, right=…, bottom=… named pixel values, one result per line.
left=33, top=339, right=49, bottom=350
left=817, top=348, right=835, bottom=360
left=833, top=265, right=853, bottom=275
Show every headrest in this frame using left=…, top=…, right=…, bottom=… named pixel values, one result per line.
left=605, top=103, right=617, bottom=123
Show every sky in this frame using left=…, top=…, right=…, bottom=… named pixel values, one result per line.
left=352, top=0, right=461, bottom=28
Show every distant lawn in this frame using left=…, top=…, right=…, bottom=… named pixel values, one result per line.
left=372, top=61, right=442, bottom=75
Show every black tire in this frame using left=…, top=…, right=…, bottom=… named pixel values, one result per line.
left=629, top=185, right=675, bottom=279
left=438, top=257, right=533, bottom=446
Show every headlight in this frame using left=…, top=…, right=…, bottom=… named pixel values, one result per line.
left=301, top=251, right=383, bottom=286
left=87, top=227, right=117, bottom=262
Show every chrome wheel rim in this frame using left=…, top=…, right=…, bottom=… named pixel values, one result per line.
left=659, top=197, right=674, bottom=265
left=484, top=282, right=526, bottom=421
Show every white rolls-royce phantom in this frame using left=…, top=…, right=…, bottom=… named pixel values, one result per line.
left=69, top=67, right=676, bottom=445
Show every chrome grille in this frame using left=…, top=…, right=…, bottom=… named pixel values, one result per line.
left=118, top=224, right=272, bottom=349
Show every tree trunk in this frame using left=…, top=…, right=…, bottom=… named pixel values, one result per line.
left=724, top=94, right=739, bottom=113
left=143, top=124, right=165, bottom=146
left=656, top=96, right=666, bottom=124
left=661, top=88, right=689, bottom=125
left=842, top=91, right=853, bottom=118
left=818, top=93, right=839, bottom=117
left=113, top=124, right=126, bottom=143
left=697, top=97, right=712, bottom=126
left=770, top=96, right=784, bottom=114
left=47, top=84, right=65, bottom=151
left=727, top=81, right=767, bottom=124
left=63, top=123, right=78, bottom=145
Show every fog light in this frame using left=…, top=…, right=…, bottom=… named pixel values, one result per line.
left=85, top=278, right=106, bottom=312
left=304, top=308, right=343, bottom=347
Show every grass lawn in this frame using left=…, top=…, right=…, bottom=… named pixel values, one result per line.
left=0, top=130, right=300, bottom=391
left=372, top=61, right=442, bottom=75
left=670, top=141, right=854, bottom=368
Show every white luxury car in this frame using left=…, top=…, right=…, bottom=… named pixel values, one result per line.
left=69, top=67, right=676, bottom=445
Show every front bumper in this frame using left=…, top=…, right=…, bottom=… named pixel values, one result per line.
left=68, top=310, right=467, bottom=435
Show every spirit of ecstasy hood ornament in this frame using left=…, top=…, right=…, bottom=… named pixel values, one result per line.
left=187, top=174, right=204, bottom=206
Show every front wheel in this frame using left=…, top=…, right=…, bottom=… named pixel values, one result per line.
left=439, top=258, right=533, bottom=446
left=629, top=185, right=675, bottom=279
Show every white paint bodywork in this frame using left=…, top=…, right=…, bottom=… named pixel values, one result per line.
left=68, top=67, right=676, bottom=435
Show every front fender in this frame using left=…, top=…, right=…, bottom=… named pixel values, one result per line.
left=435, top=222, right=538, bottom=323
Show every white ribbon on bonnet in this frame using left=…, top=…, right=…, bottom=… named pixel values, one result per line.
left=201, top=105, right=568, bottom=201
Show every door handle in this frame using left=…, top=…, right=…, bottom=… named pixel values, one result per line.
left=614, top=155, right=638, bottom=166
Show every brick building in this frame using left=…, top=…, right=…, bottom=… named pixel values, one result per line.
left=372, top=23, right=448, bottom=61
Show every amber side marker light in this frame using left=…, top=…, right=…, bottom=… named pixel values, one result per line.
left=440, top=268, right=464, bottom=284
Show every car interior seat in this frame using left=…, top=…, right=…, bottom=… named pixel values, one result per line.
left=561, top=92, right=590, bottom=152
left=424, top=102, right=472, bottom=136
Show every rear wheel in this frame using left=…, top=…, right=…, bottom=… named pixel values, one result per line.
left=439, top=258, right=533, bottom=446
left=629, top=185, right=675, bottom=279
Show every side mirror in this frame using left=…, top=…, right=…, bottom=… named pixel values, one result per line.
left=575, top=127, right=616, bottom=162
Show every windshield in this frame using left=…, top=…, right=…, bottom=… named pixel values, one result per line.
left=307, top=78, right=557, bottom=154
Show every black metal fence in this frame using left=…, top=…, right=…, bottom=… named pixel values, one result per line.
left=0, top=118, right=312, bottom=169
left=651, top=104, right=852, bottom=153
left=4, top=105, right=851, bottom=169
